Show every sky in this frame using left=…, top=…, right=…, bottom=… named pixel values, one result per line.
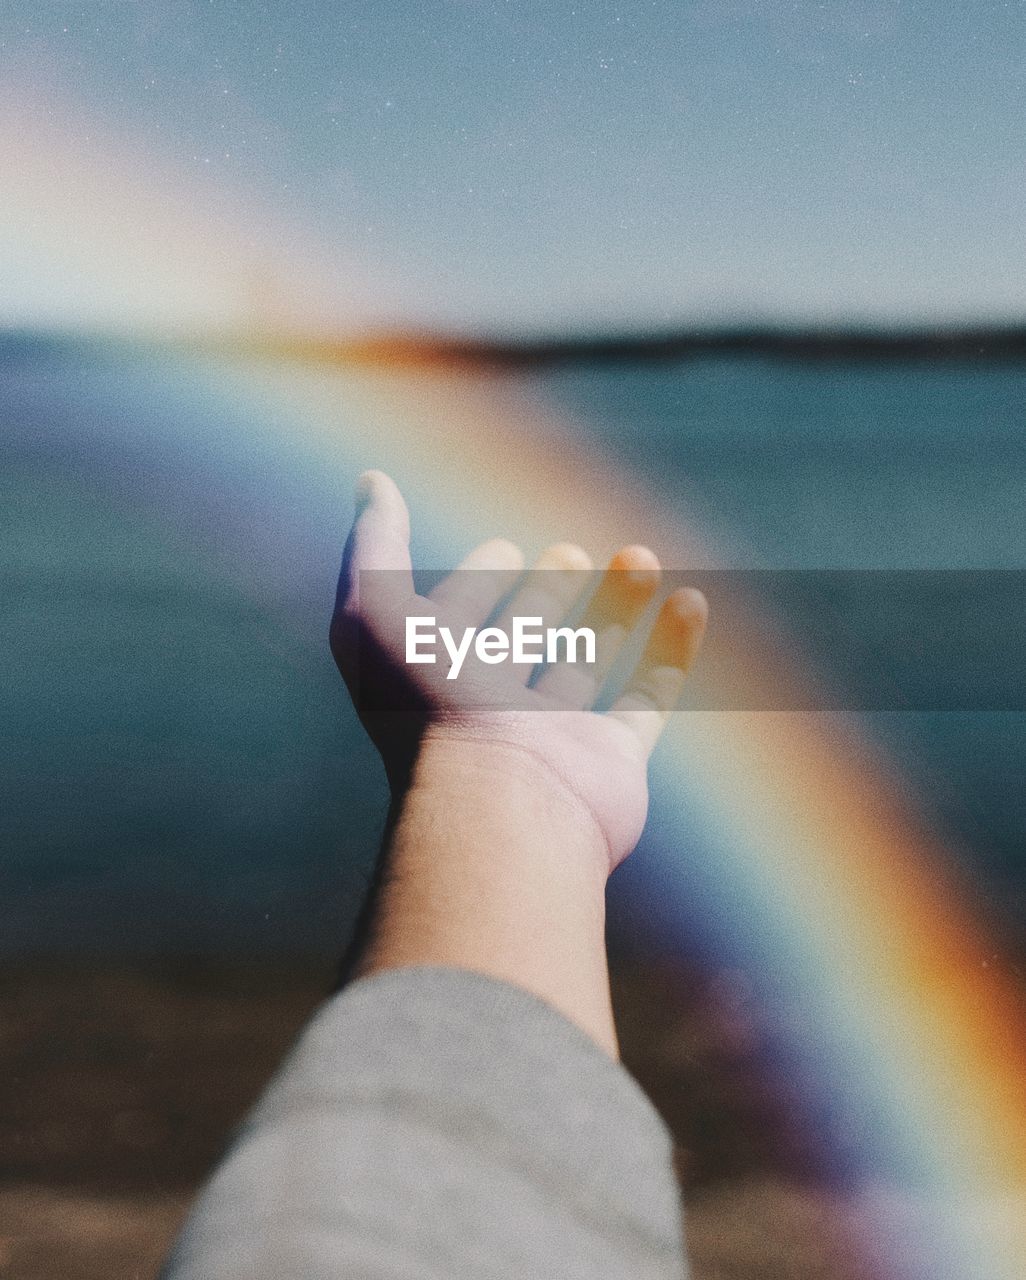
left=2, top=0, right=1025, bottom=336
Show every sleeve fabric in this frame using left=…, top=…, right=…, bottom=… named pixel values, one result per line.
left=161, top=966, right=688, bottom=1280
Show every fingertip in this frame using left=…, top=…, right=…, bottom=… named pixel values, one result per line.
left=536, top=542, right=593, bottom=572
left=666, top=586, right=709, bottom=627
left=469, top=537, right=526, bottom=572
left=490, top=538, right=527, bottom=572
left=355, top=469, right=396, bottom=510
left=353, top=470, right=410, bottom=540
left=609, top=544, right=660, bottom=577
left=641, top=587, right=707, bottom=672
left=606, top=546, right=661, bottom=606
left=355, top=469, right=379, bottom=507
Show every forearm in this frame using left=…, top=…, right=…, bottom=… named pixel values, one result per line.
left=353, top=732, right=620, bottom=1057
left=161, top=474, right=703, bottom=1278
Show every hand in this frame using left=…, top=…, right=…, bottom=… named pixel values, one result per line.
left=330, top=471, right=707, bottom=873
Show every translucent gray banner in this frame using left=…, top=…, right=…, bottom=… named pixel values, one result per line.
left=344, top=570, right=1026, bottom=712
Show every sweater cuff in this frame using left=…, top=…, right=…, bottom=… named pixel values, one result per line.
left=253, top=966, right=684, bottom=1250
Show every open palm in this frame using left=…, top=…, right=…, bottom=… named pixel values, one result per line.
left=330, top=471, right=707, bottom=870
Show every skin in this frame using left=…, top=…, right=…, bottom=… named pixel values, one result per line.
left=330, top=470, right=707, bottom=1058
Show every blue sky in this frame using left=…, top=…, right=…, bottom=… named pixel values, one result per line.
left=3, top=0, right=1025, bottom=334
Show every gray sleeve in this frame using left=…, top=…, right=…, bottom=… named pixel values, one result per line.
left=161, top=966, right=688, bottom=1280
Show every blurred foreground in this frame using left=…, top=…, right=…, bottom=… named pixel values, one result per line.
left=0, top=955, right=869, bottom=1280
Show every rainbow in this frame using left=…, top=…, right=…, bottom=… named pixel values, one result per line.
left=181, top=351, right=1026, bottom=1278
left=6, top=90, right=1026, bottom=1280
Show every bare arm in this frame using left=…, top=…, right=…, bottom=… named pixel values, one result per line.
left=162, top=470, right=706, bottom=1280
left=332, top=470, right=707, bottom=1056
left=355, top=733, right=618, bottom=1051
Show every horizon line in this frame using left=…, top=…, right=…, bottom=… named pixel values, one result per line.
left=7, top=321, right=1026, bottom=367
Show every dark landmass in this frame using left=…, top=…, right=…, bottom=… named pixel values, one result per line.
left=229, top=323, right=1026, bottom=369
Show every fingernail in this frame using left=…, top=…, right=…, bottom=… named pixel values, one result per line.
left=669, top=587, right=708, bottom=620
left=611, top=545, right=660, bottom=584
left=354, top=471, right=376, bottom=512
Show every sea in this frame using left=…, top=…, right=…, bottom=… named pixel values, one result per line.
left=3, top=336, right=1025, bottom=955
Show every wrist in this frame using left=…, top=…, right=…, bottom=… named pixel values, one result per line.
left=408, top=724, right=612, bottom=880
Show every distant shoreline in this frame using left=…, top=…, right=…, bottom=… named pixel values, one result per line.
left=284, top=325, right=1026, bottom=369
left=8, top=324, right=1026, bottom=368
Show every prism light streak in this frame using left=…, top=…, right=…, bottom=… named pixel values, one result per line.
left=0, top=93, right=384, bottom=337
left=164, top=351, right=1026, bottom=1278
left=5, top=94, right=1026, bottom=1280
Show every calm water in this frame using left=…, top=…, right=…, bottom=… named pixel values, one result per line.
left=3, top=338, right=1025, bottom=953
